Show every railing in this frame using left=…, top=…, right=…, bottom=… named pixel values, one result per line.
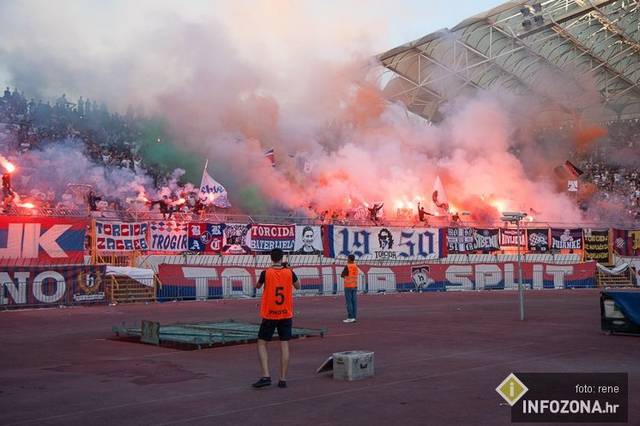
left=1, top=207, right=639, bottom=229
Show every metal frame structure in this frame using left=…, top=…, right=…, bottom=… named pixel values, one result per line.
left=377, top=0, right=640, bottom=123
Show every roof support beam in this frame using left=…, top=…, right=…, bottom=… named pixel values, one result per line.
left=587, top=0, right=640, bottom=55
left=547, top=17, right=640, bottom=99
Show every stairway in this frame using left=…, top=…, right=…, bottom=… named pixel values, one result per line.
left=597, top=267, right=634, bottom=288
left=109, top=276, right=156, bottom=304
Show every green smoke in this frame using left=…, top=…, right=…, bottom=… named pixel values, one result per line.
left=135, top=118, right=201, bottom=183
left=238, top=185, right=268, bottom=215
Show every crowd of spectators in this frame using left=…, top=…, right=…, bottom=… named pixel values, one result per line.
left=1, top=87, right=639, bottom=223
left=0, top=87, right=167, bottom=184
left=579, top=157, right=640, bottom=220
left=574, top=119, right=640, bottom=220
left=0, top=87, right=204, bottom=216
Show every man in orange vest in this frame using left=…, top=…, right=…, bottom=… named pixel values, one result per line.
left=252, top=248, right=301, bottom=389
left=341, top=254, right=360, bottom=323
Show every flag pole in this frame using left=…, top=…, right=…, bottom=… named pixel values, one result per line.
left=198, top=159, right=209, bottom=200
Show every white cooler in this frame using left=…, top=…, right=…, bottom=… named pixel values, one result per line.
left=332, top=351, right=375, bottom=381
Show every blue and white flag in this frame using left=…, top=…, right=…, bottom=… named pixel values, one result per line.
left=199, top=161, right=231, bottom=208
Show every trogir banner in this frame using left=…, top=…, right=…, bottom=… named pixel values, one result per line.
left=149, top=221, right=188, bottom=252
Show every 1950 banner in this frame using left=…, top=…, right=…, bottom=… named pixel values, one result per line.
left=324, top=225, right=446, bottom=260
left=0, top=216, right=88, bottom=265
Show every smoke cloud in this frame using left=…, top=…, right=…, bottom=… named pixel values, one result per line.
left=0, top=1, right=614, bottom=223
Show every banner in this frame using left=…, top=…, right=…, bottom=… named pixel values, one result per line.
left=473, top=228, right=500, bottom=251
left=250, top=224, right=295, bottom=252
left=0, top=216, right=88, bottom=265
left=612, top=229, right=640, bottom=256
left=527, top=228, right=550, bottom=252
left=411, top=264, right=432, bottom=291
left=447, top=227, right=474, bottom=253
left=293, top=225, right=323, bottom=254
left=157, top=263, right=412, bottom=298
left=156, top=260, right=595, bottom=298
left=415, top=261, right=596, bottom=291
left=187, top=223, right=225, bottom=253
left=149, top=221, right=188, bottom=252
left=583, top=229, right=610, bottom=263
left=222, top=223, right=252, bottom=254
left=0, top=265, right=107, bottom=307
left=95, top=221, right=148, bottom=252
left=550, top=228, right=583, bottom=250
left=326, top=225, right=445, bottom=260
left=499, top=228, right=526, bottom=248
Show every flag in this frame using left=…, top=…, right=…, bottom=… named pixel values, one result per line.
left=432, top=175, right=449, bottom=212
left=198, top=160, right=231, bottom=208
left=564, top=160, right=583, bottom=177
left=264, top=148, right=275, bottom=167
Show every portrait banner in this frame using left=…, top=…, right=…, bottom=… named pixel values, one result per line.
left=293, top=225, right=323, bottom=254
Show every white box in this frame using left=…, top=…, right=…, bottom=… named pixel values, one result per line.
left=332, top=351, right=374, bottom=381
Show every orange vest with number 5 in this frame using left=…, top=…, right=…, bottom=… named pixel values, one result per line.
left=344, top=263, right=358, bottom=289
left=261, top=267, right=294, bottom=320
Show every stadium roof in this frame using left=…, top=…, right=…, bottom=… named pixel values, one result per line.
left=377, top=0, right=640, bottom=123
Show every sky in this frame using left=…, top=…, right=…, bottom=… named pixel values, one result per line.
left=0, top=0, right=503, bottom=103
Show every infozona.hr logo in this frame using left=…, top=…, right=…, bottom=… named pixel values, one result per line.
left=496, top=373, right=528, bottom=406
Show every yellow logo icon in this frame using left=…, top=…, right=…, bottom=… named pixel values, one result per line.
left=496, top=373, right=528, bottom=406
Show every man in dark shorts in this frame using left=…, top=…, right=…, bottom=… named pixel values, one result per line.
left=253, top=248, right=301, bottom=389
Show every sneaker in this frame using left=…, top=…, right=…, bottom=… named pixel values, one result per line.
left=278, top=380, right=287, bottom=388
left=343, top=318, right=355, bottom=323
left=252, top=377, right=272, bottom=388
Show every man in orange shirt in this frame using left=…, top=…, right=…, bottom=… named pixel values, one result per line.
left=341, top=254, right=360, bottom=323
left=253, top=248, right=301, bottom=389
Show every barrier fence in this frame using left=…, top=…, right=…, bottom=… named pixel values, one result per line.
left=155, top=269, right=598, bottom=302
left=0, top=260, right=606, bottom=308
